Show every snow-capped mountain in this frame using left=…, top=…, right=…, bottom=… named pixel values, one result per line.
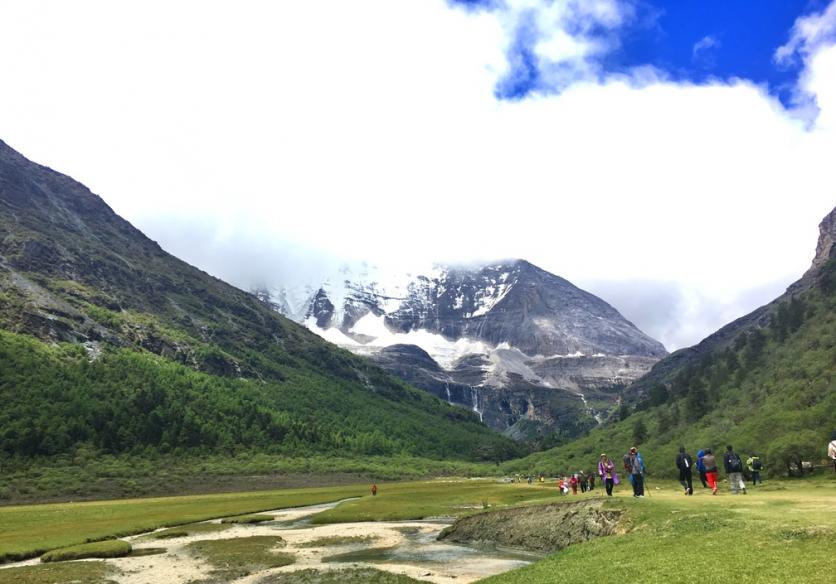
left=255, top=259, right=666, bottom=441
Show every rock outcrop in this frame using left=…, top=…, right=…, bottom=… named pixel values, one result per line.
left=438, top=499, right=623, bottom=553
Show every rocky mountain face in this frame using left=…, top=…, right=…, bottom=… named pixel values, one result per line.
left=0, top=138, right=523, bottom=462
left=260, top=260, right=667, bottom=441
left=628, top=205, right=836, bottom=398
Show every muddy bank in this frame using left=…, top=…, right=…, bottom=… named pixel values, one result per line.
left=437, top=499, right=623, bottom=553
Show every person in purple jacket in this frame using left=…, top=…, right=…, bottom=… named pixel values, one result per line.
left=598, top=453, right=620, bottom=496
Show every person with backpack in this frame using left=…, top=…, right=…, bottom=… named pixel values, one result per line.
left=623, top=452, right=636, bottom=489
left=676, top=446, right=694, bottom=495
left=627, top=447, right=646, bottom=497
left=747, top=454, right=764, bottom=485
left=724, top=445, right=747, bottom=494
left=597, top=453, right=619, bottom=496
left=703, top=448, right=719, bottom=495
left=578, top=470, right=587, bottom=493
left=696, top=449, right=708, bottom=488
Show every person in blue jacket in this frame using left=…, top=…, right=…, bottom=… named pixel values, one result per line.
left=696, top=449, right=708, bottom=488
left=627, top=447, right=646, bottom=497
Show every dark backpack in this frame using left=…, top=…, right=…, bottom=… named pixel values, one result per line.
left=728, top=453, right=742, bottom=472
left=752, top=458, right=763, bottom=471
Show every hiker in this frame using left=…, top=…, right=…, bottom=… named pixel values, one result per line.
left=703, top=448, right=719, bottom=495
left=628, top=447, right=646, bottom=497
left=587, top=472, right=595, bottom=491
left=623, top=452, right=636, bottom=489
left=746, top=454, right=764, bottom=485
left=527, top=475, right=533, bottom=485
left=829, top=432, right=836, bottom=474
left=676, top=446, right=694, bottom=495
left=598, top=453, right=619, bottom=496
left=371, top=483, right=378, bottom=496
left=724, top=445, right=747, bottom=494
left=578, top=470, right=587, bottom=493
left=696, top=449, right=708, bottom=488
left=569, top=474, right=578, bottom=495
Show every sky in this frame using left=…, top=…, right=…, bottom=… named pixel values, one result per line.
left=0, top=0, right=835, bottom=351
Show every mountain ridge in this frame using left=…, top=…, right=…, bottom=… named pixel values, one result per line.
left=0, top=137, right=522, bottom=462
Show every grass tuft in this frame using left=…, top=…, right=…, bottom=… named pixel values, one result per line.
left=186, top=536, right=293, bottom=580
left=257, top=568, right=422, bottom=583
left=0, top=561, right=117, bottom=584
left=220, top=514, right=274, bottom=524
left=297, top=534, right=380, bottom=547
left=40, top=539, right=131, bottom=563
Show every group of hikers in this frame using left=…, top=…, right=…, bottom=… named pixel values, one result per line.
left=522, top=444, right=767, bottom=497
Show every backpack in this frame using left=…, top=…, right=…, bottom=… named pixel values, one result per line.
left=752, top=458, right=763, bottom=471
left=729, top=453, right=742, bottom=472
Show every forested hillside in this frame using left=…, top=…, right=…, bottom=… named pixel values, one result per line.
left=507, top=210, right=836, bottom=478
left=0, top=139, right=522, bottom=472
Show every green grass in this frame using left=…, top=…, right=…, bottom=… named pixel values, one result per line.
left=309, top=479, right=564, bottom=523
left=0, top=561, right=117, bottom=584
left=0, top=484, right=364, bottom=563
left=145, top=522, right=231, bottom=540
left=297, top=534, right=381, bottom=547
left=258, top=568, right=422, bottom=583
left=40, top=539, right=131, bottom=563
left=186, top=535, right=293, bottom=580
left=220, top=513, right=275, bottom=524
left=483, top=478, right=836, bottom=584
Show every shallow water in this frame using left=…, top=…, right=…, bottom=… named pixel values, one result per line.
left=0, top=498, right=535, bottom=584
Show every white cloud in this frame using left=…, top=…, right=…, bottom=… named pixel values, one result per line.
left=692, top=35, right=720, bottom=60
left=0, top=0, right=834, bottom=350
left=775, top=1, right=836, bottom=65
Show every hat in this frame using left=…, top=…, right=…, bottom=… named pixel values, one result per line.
left=630, top=447, right=637, bottom=453
left=600, top=453, right=607, bottom=457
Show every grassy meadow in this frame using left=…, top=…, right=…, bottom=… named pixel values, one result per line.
left=0, top=484, right=365, bottom=563
left=485, top=476, right=836, bottom=584
left=1, top=476, right=834, bottom=583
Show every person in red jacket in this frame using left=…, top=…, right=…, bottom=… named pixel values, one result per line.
left=702, top=449, right=719, bottom=495
left=569, top=474, right=578, bottom=494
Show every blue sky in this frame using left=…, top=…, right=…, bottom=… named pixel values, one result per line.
left=453, top=0, right=830, bottom=105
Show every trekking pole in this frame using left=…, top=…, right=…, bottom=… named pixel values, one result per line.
left=643, top=472, right=651, bottom=497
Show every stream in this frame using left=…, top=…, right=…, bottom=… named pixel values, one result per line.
left=2, top=498, right=537, bottom=584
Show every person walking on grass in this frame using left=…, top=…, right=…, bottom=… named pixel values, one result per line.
left=746, top=454, right=764, bottom=485
left=703, top=448, right=720, bottom=495
left=371, top=483, right=378, bottom=496
left=676, top=446, right=694, bottom=495
left=579, top=470, right=587, bottom=493
left=598, top=453, right=619, bottom=496
left=569, top=474, right=578, bottom=495
left=724, top=445, right=747, bottom=495
left=587, top=472, right=595, bottom=492
left=628, top=447, right=646, bottom=497
left=829, top=431, right=836, bottom=474
left=696, top=449, right=708, bottom=488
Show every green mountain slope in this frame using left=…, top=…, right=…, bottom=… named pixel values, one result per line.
left=506, top=207, right=836, bottom=477
left=0, top=139, right=522, bottom=463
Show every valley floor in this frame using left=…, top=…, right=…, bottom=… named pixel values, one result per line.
left=0, top=476, right=834, bottom=583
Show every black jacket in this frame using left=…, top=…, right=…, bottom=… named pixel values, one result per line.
left=724, top=451, right=742, bottom=473
left=676, top=452, right=693, bottom=471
